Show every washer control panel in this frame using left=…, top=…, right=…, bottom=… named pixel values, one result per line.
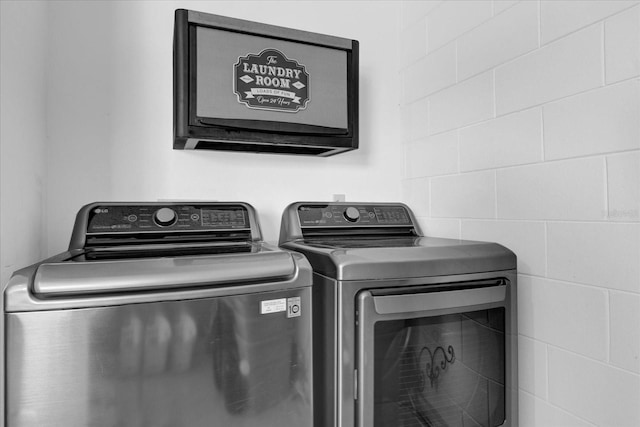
left=86, top=204, right=249, bottom=233
left=297, top=204, right=412, bottom=227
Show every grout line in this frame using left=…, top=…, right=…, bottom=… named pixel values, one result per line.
left=537, top=2, right=638, bottom=48
left=606, top=290, right=611, bottom=364
left=601, top=22, right=607, bottom=86
left=456, top=128, right=461, bottom=173
left=544, top=218, right=639, bottom=225
left=545, top=342, right=550, bottom=401
left=529, top=350, right=614, bottom=427
left=426, top=218, right=640, bottom=228
left=537, top=0, right=542, bottom=48
left=518, top=272, right=640, bottom=295
left=425, top=12, right=430, bottom=54
left=428, top=177, right=432, bottom=218
left=426, top=10, right=493, bottom=54
left=608, top=288, right=640, bottom=298
left=492, top=69, right=497, bottom=118
left=435, top=149, right=638, bottom=177
left=423, top=76, right=638, bottom=139
left=540, top=107, right=546, bottom=162
left=522, top=393, right=609, bottom=427
left=543, top=221, right=548, bottom=277
left=402, top=139, right=409, bottom=180
left=604, top=156, right=610, bottom=220
left=454, top=41, right=458, bottom=83
left=494, top=170, right=499, bottom=219
left=544, top=340, right=640, bottom=377
left=447, top=218, right=546, bottom=224
left=426, top=98, right=431, bottom=139
left=457, top=11, right=637, bottom=91
left=409, top=62, right=636, bottom=115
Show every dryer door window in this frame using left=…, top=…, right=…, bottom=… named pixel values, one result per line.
left=356, top=282, right=510, bottom=427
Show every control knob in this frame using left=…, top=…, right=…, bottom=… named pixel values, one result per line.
left=344, top=206, right=360, bottom=222
left=154, top=207, right=177, bottom=227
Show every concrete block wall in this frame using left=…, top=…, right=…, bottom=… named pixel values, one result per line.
left=400, top=1, right=640, bottom=426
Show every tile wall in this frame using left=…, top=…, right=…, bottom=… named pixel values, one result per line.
left=399, top=1, right=640, bottom=426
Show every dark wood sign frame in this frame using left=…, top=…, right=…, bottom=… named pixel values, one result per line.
left=174, top=9, right=359, bottom=156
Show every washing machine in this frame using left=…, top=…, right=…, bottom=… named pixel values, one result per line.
left=279, top=202, right=517, bottom=427
left=1, top=202, right=313, bottom=427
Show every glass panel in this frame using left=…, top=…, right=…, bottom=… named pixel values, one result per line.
left=373, top=308, right=505, bottom=427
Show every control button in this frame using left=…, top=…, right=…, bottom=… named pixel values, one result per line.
left=190, top=213, right=200, bottom=221
left=127, top=214, right=138, bottom=222
left=344, top=206, right=360, bottom=222
left=153, top=208, right=177, bottom=227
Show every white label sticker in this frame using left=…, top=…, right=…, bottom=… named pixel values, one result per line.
left=261, top=298, right=287, bottom=314
left=287, top=297, right=301, bottom=318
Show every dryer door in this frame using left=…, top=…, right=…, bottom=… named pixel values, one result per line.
left=355, top=280, right=515, bottom=427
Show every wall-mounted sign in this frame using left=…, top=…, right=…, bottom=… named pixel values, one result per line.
left=234, top=49, right=310, bottom=113
left=174, top=9, right=359, bottom=156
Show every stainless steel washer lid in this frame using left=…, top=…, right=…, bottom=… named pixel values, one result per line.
left=4, top=249, right=312, bottom=312
left=33, top=250, right=296, bottom=296
left=3, top=201, right=314, bottom=312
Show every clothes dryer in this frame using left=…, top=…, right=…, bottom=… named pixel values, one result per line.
left=279, top=202, right=517, bottom=427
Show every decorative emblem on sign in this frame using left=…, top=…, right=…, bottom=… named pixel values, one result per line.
left=234, top=49, right=309, bottom=112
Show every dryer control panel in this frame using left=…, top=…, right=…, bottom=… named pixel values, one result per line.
left=297, top=204, right=413, bottom=227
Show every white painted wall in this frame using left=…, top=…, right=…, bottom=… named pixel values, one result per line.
left=3, top=1, right=639, bottom=425
left=0, top=1, right=48, bottom=286
left=400, top=1, right=640, bottom=426
left=40, top=0, right=403, bottom=252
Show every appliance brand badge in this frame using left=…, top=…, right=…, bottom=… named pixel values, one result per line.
left=234, top=49, right=309, bottom=112
left=287, top=296, right=301, bottom=318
